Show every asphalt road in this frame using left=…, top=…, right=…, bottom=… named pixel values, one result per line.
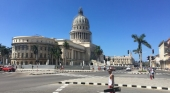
left=0, top=70, right=170, bottom=93
left=69, top=70, right=170, bottom=79
left=0, top=72, right=82, bottom=93
left=58, top=84, right=170, bottom=93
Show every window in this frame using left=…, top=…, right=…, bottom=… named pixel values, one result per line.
left=40, top=47, right=42, bottom=50
left=21, top=53, right=24, bottom=58
left=77, top=26, right=78, bottom=29
left=83, top=26, right=84, bottom=29
left=22, top=46, right=24, bottom=50
left=27, top=40, right=28, bottom=42
left=45, top=47, right=46, bottom=51
left=26, top=46, right=29, bottom=50
left=26, top=53, right=28, bottom=58
left=18, top=46, right=20, bottom=50
left=18, top=53, right=20, bottom=58
left=31, top=53, right=33, bottom=58
left=15, top=46, right=17, bottom=50
left=25, top=61, right=28, bottom=65
left=86, top=27, right=88, bottom=30
left=40, top=53, right=42, bottom=58
left=30, top=61, right=33, bottom=65
left=44, top=54, right=46, bottom=58
left=80, top=26, right=81, bottom=29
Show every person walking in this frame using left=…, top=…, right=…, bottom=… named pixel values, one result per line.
left=32, top=65, right=34, bottom=69
left=107, top=69, right=115, bottom=93
left=151, top=68, right=155, bottom=79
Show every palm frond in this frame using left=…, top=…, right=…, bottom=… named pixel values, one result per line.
left=141, top=40, right=152, bottom=49
left=139, top=34, right=146, bottom=40
left=131, top=34, right=138, bottom=42
left=63, top=40, right=70, bottom=49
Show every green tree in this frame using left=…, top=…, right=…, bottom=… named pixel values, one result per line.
left=63, top=40, right=70, bottom=65
left=94, top=46, right=103, bottom=62
left=51, top=42, right=62, bottom=69
left=132, top=34, right=151, bottom=70
left=108, top=56, right=111, bottom=61
left=31, top=45, right=38, bottom=64
left=0, top=45, right=10, bottom=65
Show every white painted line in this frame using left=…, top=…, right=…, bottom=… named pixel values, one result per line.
left=60, top=86, right=66, bottom=88
left=64, top=84, right=69, bottom=86
left=55, top=88, right=62, bottom=91
left=53, top=92, right=59, bottom=93
left=146, top=86, right=151, bottom=89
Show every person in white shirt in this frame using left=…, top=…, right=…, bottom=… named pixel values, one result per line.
left=107, top=69, right=115, bottom=93
left=151, top=68, right=155, bottom=79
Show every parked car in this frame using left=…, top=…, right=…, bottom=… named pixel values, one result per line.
left=126, top=67, right=131, bottom=71
left=2, top=65, right=16, bottom=72
left=107, top=66, right=116, bottom=71
left=0, top=65, right=4, bottom=71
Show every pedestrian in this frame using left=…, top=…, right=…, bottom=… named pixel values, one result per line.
left=16, top=65, right=17, bottom=69
left=107, top=69, right=115, bottom=93
left=32, top=65, right=34, bottom=69
left=151, top=68, right=155, bottom=79
left=82, top=66, right=84, bottom=70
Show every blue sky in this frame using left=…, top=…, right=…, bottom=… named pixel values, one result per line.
left=0, top=0, right=170, bottom=61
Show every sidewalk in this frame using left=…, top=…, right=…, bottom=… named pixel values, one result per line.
left=60, top=77, right=170, bottom=88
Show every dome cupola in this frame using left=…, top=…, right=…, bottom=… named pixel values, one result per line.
left=70, top=7, right=92, bottom=43
left=72, top=7, right=90, bottom=29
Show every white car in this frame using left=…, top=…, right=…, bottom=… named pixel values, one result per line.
left=126, top=67, right=131, bottom=71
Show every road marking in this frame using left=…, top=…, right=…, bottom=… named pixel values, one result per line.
left=53, top=84, right=69, bottom=93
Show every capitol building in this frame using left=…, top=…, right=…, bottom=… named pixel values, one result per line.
left=11, top=8, right=101, bottom=66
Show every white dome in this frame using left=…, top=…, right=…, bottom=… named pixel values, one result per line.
left=72, top=8, right=89, bottom=26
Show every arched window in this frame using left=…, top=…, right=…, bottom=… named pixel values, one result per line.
left=30, top=61, right=33, bottom=65
left=25, top=61, right=28, bottom=65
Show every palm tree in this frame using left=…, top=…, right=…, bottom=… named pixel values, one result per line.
left=51, top=42, right=62, bottom=69
left=133, top=48, right=140, bottom=59
left=132, top=34, right=151, bottom=70
left=108, top=56, right=111, bottom=61
left=31, top=45, right=38, bottom=64
left=63, top=40, right=70, bottom=65
left=94, top=46, right=103, bottom=62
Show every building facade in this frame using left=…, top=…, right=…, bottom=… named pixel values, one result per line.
left=151, top=54, right=160, bottom=67
left=106, top=54, right=135, bottom=67
left=11, top=36, right=55, bottom=65
left=11, top=8, right=99, bottom=65
left=159, top=38, right=170, bottom=69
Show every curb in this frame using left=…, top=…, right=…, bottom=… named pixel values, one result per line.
left=17, top=70, right=93, bottom=72
left=131, top=73, right=169, bottom=75
left=57, top=81, right=170, bottom=91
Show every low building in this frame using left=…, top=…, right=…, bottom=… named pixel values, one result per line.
left=106, top=54, right=135, bottom=67
left=159, top=38, right=170, bottom=69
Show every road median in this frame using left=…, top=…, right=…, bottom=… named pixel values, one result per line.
left=58, top=77, right=170, bottom=91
